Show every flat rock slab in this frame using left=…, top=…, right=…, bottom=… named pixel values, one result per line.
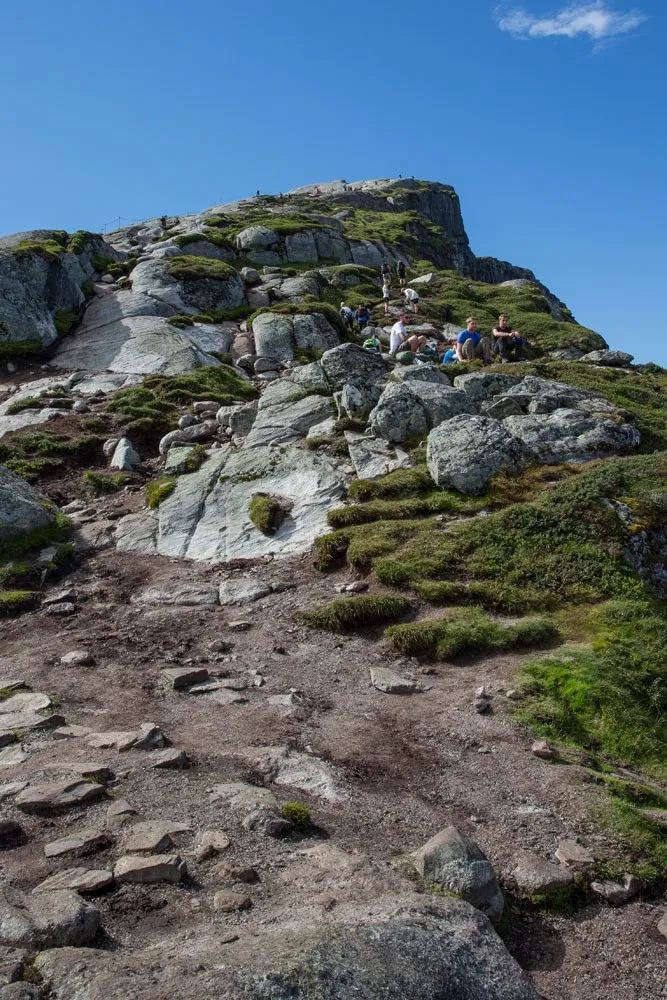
left=0, top=746, right=29, bottom=768
left=0, top=783, right=28, bottom=801
left=114, top=853, right=186, bottom=884
left=554, top=839, right=595, bottom=870
left=131, top=585, right=218, bottom=606
left=0, top=713, right=65, bottom=737
left=512, top=853, right=574, bottom=895
left=259, top=747, right=345, bottom=803
left=44, top=831, right=112, bottom=859
left=0, top=694, right=51, bottom=715
left=105, top=799, right=138, bottom=831
left=53, top=725, right=90, bottom=740
left=124, top=820, right=191, bottom=853
left=33, top=868, right=113, bottom=894
left=0, top=886, right=100, bottom=949
left=218, top=579, right=271, bottom=606
left=86, top=722, right=165, bottom=752
left=209, top=782, right=278, bottom=815
left=344, top=432, right=412, bottom=480
left=370, top=667, right=419, bottom=694
left=15, top=780, right=105, bottom=815
left=161, top=667, right=209, bottom=690
left=149, top=748, right=190, bottom=770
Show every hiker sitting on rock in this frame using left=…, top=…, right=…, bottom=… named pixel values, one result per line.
left=389, top=312, right=427, bottom=357
left=355, top=304, right=371, bottom=331
left=340, top=302, right=354, bottom=330
left=403, top=287, right=420, bottom=313
left=455, top=317, right=491, bottom=364
left=492, top=314, right=524, bottom=362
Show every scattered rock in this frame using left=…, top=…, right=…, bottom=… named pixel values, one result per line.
left=581, top=349, right=634, bottom=367
left=0, top=693, right=50, bottom=715
left=109, top=437, right=141, bottom=471
left=412, top=826, right=504, bottom=923
left=369, top=667, right=419, bottom=694
left=194, top=831, right=231, bottom=862
left=657, top=911, right=667, bottom=939
left=474, top=685, right=492, bottom=714
left=531, top=740, right=559, bottom=760
left=554, top=839, right=594, bottom=870
left=511, top=853, right=574, bottom=895
left=150, top=748, right=190, bottom=770
left=212, top=864, right=259, bottom=884
left=44, top=831, right=112, bottom=859
left=33, top=868, right=113, bottom=895
left=60, top=650, right=94, bottom=667
left=113, top=854, right=186, bottom=885
left=0, top=784, right=27, bottom=802
left=218, top=579, right=271, bottom=606
left=0, top=886, right=100, bottom=948
left=15, top=780, right=105, bottom=815
left=228, top=620, right=253, bottom=632
left=123, top=820, right=190, bottom=854
left=213, top=891, right=252, bottom=913
left=105, top=799, right=138, bottom=831
left=160, top=666, right=209, bottom=690
left=52, top=725, right=90, bottom=740
left=590, top=874, right=642, bottom=906
left=242, top=811, right=293, bottom=838
left=44, top=602, right=76, bottom=617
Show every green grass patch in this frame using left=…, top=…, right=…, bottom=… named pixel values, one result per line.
left=145, top=476, right=176, bottom=509
left=167, top=305, right=251, bottom=328
left=281, top=802, right=311, bottom=828
left=387, top=607, right=559, bottom=659
left=0, top=339, right=43, bottom=359
left=0, top=591, right=37, bottom=616
left=10, top=233, right=67, bottom=263
left=54, top=311, right=80, bottom=336
left=300, top=594, right=412, bottom=632
left=82, top=471, right=128, bottom=495
left=348, top=467, right=435, bottom=501
left=327, top=492, right=481, bottom=529
left=173, top=229, right=235, bottom=252
left=0, top=512, right=71, bottom=564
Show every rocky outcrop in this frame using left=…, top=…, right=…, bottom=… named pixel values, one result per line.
left=368, top=381, right=476, bottom=443
left=0, top=231, right=124, bottom=350
left=427, top=414, right=530, bottom=494
left=252, top=311, right=340, bottom=362
left=0, top=466, right=58, bottom=542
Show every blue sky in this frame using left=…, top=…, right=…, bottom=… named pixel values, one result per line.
left=1, top=0, right=665, bottom=362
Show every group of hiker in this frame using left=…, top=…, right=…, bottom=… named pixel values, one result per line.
left=339, top=256, right=525, bottom=364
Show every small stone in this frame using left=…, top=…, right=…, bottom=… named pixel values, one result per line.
left=228, top=620, right=252, bottom=632
left=512, top=853, right=574, bottom=895
left=590, top=874, right=642, bottom=906
left=15, top=780, right=105, bottom=815
left=213, top=891, right=252, bottom=913
left=33, top=868, right=113, bottom=894
left=160, top=666, right=209, bottom=690
left=105, top=799, right=138, bottom=831
left=0, top=820, right=25, bottom=849
left=370, top=667, right=419, bottom=694
left=242, top=810, right=292, bottom=838
left=212, top=864, right=259, bottom=884
left=267, top=693, right=301, bottom=707
left=114, top=853, right=186, bottom=884
left=60, top=650, right=94, bottom=667
left=474, top=686, right=492, bottom=714
left=531, top=740, right=559, bottom=760
left=194, top=831, right=231, bottom=862
left=44, top=603, right=76, bottom=616
left=44, top=830, right=112, bottom=859
left=72, top=400, right=88, bottom=413
left=150, top=748, right=190, bottom=770
left=505, top=689, right=521, bottom=701
left=207, top=639, right=233, bottom=653
left=555, top=839, right=595, bottom=870
left=657, top=911, right=667, bottom=939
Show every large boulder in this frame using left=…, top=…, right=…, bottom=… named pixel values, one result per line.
left=235, top=226, right=280, bottom=251
left=244, top=393, right=334, bottom=448
left=453, top=371, right=523, bottom=403
left=0, top=886, right=99, bottom=949
left=427, top=414, right=529, bottom=494
left=321, top=343, right=388, bottom=390
left=131, top=257, right=246, bottom=314
left=503, top=408, right=641, bottom=463
left=368, top=382, right=476, bottom=443
left=0, top=231, right=123, bottom=350
left=412, top=826, right=504, bottom=923
left=252, top=311, right=339, bottom=362
left=0, top=466, right=58, bottom=542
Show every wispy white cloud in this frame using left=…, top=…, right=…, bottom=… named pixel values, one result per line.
left=495, top=2, right=647, bottom=43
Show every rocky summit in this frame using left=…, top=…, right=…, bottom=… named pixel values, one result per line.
left=0, top=179, right=665, bottom=1000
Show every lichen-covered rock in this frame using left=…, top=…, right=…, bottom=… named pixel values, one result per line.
left=131, top=257, right=245, bottom=315
left=427, top=414, right=529, bottom=494
left=0, top=465, right=57, bottom=542
left=503, top=408, right=640, bottom=463
left=321, top=343, right=388, bottom=390
left=453, top=371, right=523, bottom=402
left=581, top=349, right=634, bottom=367
left=368, top=383, right=429, bottom=442
left=252, top=312, right=339, bottom=362
left=244, top=393, right=334, bottom=448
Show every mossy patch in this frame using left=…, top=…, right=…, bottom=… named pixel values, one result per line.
left=145, top=476, right=176, bottom=509
left=54, top=311, right=80, bottom=337
left=0, top=339, right=43, bottom=359
left=299, top=594, right=412, bottom=631
left=0, top=432, right=102, bottom=482
left=248, top=494, right=285, bottom=535
left=0, top=591, right=37, bottom=616
left=281, top=802, right=311, bottom=828
left=167, top=255, right=238, bottom=282
left=386, top=607, right=559, bottom=659
left=82, top=471, right=129, bottom=496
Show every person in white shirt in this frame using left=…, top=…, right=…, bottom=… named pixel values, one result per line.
left=403, top=287, right=420, bottom=313
left=389, top=312, right=426, bottom=356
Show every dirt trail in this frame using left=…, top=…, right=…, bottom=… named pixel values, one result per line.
left=1, top=538, right=665, bottom=999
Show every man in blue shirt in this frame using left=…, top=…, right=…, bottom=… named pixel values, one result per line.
left=455, top=316, right=491, bottom=364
